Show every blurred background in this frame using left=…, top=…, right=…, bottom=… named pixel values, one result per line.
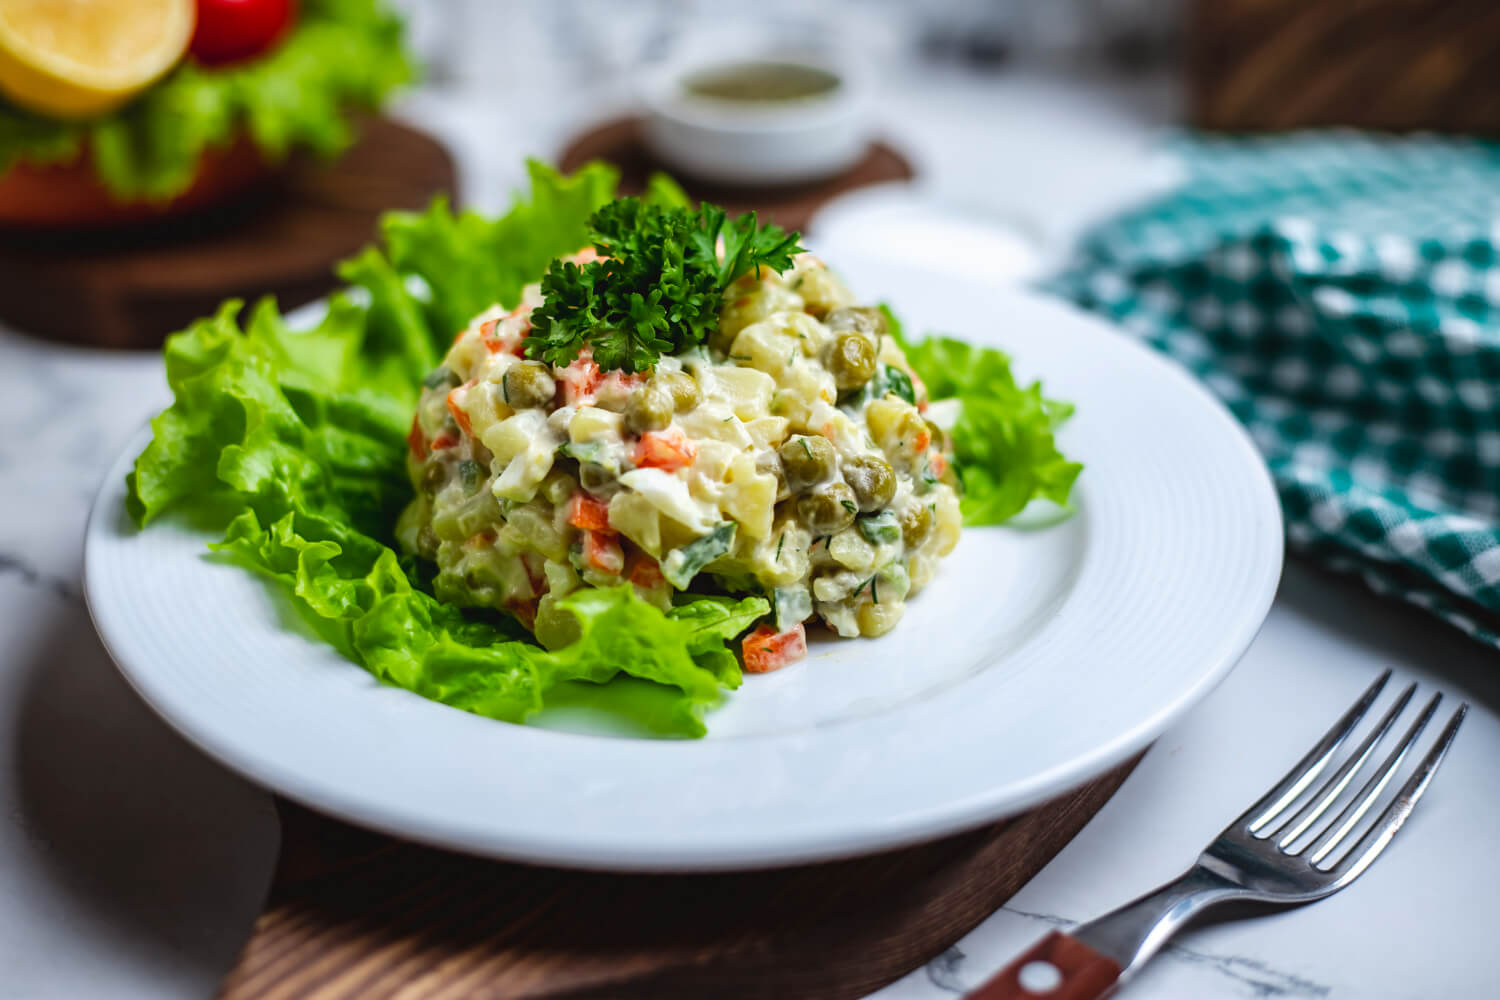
left=389, top=0, right=1186, bottom=271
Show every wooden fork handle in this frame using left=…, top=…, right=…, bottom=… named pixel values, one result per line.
left=966, top=931, right=1122, bottom=999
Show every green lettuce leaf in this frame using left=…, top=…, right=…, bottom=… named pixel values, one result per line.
left=884, top=306, right=1082, bottom=525
left=127, top=161, right=760, bottom=738
left=0, top=0, right=411, bottom=200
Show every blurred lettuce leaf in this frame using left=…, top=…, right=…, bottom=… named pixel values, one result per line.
left=884, top=306, right=1081, bottom=525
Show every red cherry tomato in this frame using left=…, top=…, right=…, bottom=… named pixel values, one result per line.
left=190, top=0, right=296, bottom=66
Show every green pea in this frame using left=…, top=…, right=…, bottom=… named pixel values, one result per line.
left=423, top=366, right=461, bottom=390
left=900, top=503, right=933, bottom=547
left=624, top=387, right=674, bottom=434
left=826, top=306, right=888, bottom=339
left=502, top=361, right=556, bottom=409
left=798, top=481, right=858, bottom=534
left=420, top=461, right=448, bottom=496
left=828, top=332, right=877, bottom=391
left=579, top=462, right=615, bottom=493
left=416, top=523, right=439, bottom=559
left=651, top=370, right=701, bottom=412
left=779, top=434, right=836, bottom=492
left=842, top=454, right=896, bottom=512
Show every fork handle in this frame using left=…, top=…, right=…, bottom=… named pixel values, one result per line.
left=965, top=931, right=1121, bottom=999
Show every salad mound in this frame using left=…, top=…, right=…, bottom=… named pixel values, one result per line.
left=127, top=161, right=1080, bottom=737
left=401, top=247, right=963, bottom=671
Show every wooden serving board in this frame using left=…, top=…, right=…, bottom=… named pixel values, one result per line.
left=0, top=117, right=455, bottom=349
left=218, top=756, right=1140, bottom=1000
left=559, top=117, right=915, bottom=234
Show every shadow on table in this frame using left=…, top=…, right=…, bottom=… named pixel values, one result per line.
left=7, top=597, right=278, bottom=997
left=1278, top=558, right=1500, bottom=715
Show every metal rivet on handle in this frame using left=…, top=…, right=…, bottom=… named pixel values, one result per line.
left=1018, top=960, right=1062, bottom=994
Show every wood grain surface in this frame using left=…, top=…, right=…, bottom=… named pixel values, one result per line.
left=0, top=117, right=456, bottom=349
left=217, top=756, right=1140, bottom=1000
left=559, top=117, right=915, bottom=234
left=1189, top=0, right=1500, bottom=133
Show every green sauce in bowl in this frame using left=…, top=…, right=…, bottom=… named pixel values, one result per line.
left=683, top=61, right=841, bottom=103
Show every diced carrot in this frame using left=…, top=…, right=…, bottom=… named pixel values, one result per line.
left=478, top=318, right=501, bottom=352
left=633, top=427, right=697, bottom=472
left=566, top=491, right=613, bottom=532
left=511, top=316, right=533, bottom=355
left=584, top=530, right=624, bottom=575
left=430, top=432, right=458, bottom=451
left=931, top=452, right=948, bottom=478
left=520, top=551, right=546, bottom=597
left=912, top=428, right=932, bottom=452
left=446, top=387, right=474, bottom=437
left=627, top=551, right=665, bottom=590
left=559, top=355, right=602, bottom=406
left=407, top=417, right=427, bottom=461
left=741, top=623, right=808, bottom=674
left=464, top=529, right=496, bottom=548
left=508, top=597, right=539, bottom=632
left=600, top=370, right=647, bottom=397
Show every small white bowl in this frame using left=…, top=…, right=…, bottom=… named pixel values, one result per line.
left=640, top=52, right=870, bottom=187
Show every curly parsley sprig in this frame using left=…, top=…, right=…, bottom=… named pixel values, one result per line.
left=525, top=198, right=803, bottom=372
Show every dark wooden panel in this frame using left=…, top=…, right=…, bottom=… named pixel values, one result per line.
left=218, top=757, right=1141, bottom=1000
left=1189, top=0, right=1500, bottom=133
left=0, top=117, right=456, bottom=349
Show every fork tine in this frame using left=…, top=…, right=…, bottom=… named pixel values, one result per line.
left=1305, top=693, right=1442, bottom=864
left=1323, top=704, right=1468, bottom=877
left=1270, top=682, right=1416, bottom=849
left=1243, top=669, right=1391, bottom=833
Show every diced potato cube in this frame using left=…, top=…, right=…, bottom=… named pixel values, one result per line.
left=607, top=491, right=663, bottom=555
left=729, top=321, right=801, bottom=376
left=481, top=409, right=548, bottom=466
left=828, top=529, right=876, bottom=573
left=617, top=468, right=717, bottom=533
left=722, top=453, right=776, bottom=539
left=717, top=279, right=805, bottom=349
left=491, top=440, right=555, bottom=502
left=744, top=416, right=791, bottom=450
left=934, top=486, right=962, bottom=556
left=788, top=259, right=853, bottom=317
left=569, top=405, right=624, bottom=444
left=713, top=366, right=776, bottom=420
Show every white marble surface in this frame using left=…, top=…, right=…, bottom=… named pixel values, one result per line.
left=1, top=66, right=1496, bottom=999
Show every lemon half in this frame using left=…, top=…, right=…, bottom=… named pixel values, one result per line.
left=0, top=0, right=195, bottom=119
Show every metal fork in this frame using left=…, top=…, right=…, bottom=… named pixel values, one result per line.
left=968, top=670, right=1468, bottom=999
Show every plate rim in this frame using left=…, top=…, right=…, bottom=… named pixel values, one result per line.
left=84, top=290, right=1284, bottom=872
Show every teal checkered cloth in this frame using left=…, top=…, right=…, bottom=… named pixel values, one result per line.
left=1048, top=133, right=1500, bottom=645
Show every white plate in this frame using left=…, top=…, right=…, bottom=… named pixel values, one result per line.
left=84, top=280, right=1282, bottom=872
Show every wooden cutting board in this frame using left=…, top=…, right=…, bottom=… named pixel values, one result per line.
left=559, top=117, right=915, bottom=234
left=217, top=756, right=1140, bottom=1000
left=0, top=117, right=455, bottom=349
